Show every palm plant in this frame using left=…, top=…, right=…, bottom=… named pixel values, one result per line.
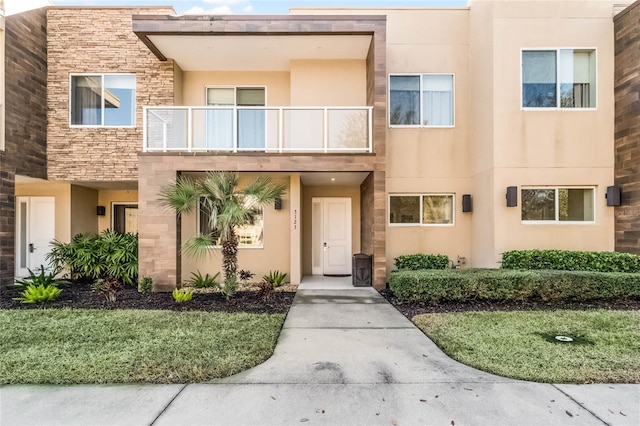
left=159, top=172, right=286, bottom=282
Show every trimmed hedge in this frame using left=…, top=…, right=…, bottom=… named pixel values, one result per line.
left=389, top=269, right=640, bottom=302
left=394, top=254, right=449, bottom=270
left=501, top=249, right=640, bottom=273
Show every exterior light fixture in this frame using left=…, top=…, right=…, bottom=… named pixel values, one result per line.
left=506, top=186, right=517, bottom=207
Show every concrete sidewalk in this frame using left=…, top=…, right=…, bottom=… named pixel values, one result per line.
left=1, top=282, right=639, bottom=425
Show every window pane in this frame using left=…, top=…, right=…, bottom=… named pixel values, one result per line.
left=113, top=204, right=138, bottom=233
left=198, top=198, right=263, bottom=247
left=207, top=88, right=235, bottom=105
left=103, top=75, right=135, bottom=126
left=389, top=196, right=420, bottom=224
left=422, top=195, right=453, bottom=224
left=522, top=51, right=557, bottom=107
left=559, top=188, right=594, bottom=221
left=71, top=75, right=102, bottom=125
left=422, top=75, right=453, bottom=126
left=560, top=49, right=595, bottom=108
left=390, top=76, right=420, bottom=125
left=237, top=88, right=265, bottom=106
left=522, top=189, right=556, bottom=220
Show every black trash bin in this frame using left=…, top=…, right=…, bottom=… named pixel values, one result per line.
left=352, top=253, right=372, bottom=287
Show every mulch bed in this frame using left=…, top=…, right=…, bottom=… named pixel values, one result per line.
left=379, top=289, right=640, bottom=319
left=0, top=282, right=295, bottom=314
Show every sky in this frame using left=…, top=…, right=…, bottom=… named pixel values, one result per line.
left=6, top=0, right=468, bottom=15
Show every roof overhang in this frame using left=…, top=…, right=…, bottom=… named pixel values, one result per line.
left=133, top=14, right=385, bottom=72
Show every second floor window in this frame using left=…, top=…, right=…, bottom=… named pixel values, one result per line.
left=70, top=74, right=136, bottom=126
left=522, top=49, right=596, bottom=109
left=389, top=74, right=454, bottom=127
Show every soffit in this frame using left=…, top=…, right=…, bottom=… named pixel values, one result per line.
left=145, top=34, right=372, bottom=71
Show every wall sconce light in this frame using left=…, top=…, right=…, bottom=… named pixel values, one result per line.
left=506, top=186, right=517, bottom=207
left=462, top=194, right=472, bottom=212
left=274, top=197, right=282, bottom=210
left=606, top=186, right=621, bottom=207
left=96, top=206, right=106, bottom=216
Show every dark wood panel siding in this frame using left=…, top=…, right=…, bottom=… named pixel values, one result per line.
left=614, top=1, right=640, bottom=254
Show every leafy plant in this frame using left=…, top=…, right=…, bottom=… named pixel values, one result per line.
left=93, top=277, right=121, bottom=303
left=139, top=277, right=153, bottom=294
left=46, top=231, right=138, bottom=286
left=14, top=284, right=62, bottom=304
left=238, top=269, right=255, bottom=283
left=172, top=288, right=193, bottom=303
left=159, top=172, right=286, bottom=281
left=185, top=270, right=220, bottom=288
left=394, top=254, right=450, bottom=270
left=262, top=270, right=287, bottom=288
left=257, top=280, right=273, bottom=300
left=14, top=266, right=70, bottom=291
left=219, top=277, right=238, bottom=300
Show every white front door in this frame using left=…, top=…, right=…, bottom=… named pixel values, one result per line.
left=16, top=196, right=56, bottom=277
left=312, top=197, right=352, bottom=276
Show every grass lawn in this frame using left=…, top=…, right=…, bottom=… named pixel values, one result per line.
left=414, top=309, right=640, bottom=384
left=0, top=309, right=285, bottom=384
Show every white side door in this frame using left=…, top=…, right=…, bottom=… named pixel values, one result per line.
left=312, top=197, right=352, bottom=276
left=16, top=196, right=56, bottom=277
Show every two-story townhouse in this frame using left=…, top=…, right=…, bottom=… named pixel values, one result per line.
left=1, top=0, right=630, bottom=291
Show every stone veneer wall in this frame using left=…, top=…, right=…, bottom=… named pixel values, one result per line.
left=0, top=9, right=48, bottom=288
left=614, top=1, right=640, bottom=254
left=46, top=7, right=175, bottom=182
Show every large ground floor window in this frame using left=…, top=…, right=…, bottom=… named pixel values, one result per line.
left=521, top=187, right=595, bottom=223
left=389, top=194, right=454, bottom=226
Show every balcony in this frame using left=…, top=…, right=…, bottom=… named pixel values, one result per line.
left=143, top=106, right=373, bottom=153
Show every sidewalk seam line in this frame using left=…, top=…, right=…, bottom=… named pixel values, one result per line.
left=149, top=384, right=188, bottom=426
left=551, top=384, right=610, bottom=426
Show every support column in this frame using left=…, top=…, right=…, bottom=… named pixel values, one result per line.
left=289, top=173, right=301, bottom=285
left=138, top=158, right=178, bottom=292
left=0, top=165, right=15, bottom=288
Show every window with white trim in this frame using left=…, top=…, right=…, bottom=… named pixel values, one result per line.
left=522, top=49, right=596, bottom=108
left=389, top=194, right=454, bottom=225
left=70, top=74, right=136, bottom=126
left=198, top=198, right=264, bottom=247
left=389, top=74, right=454, bottom=126
left=521, top=187, right=595, bottom=222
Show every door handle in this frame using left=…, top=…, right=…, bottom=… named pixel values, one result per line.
left=29, top=243, right=35, bottom=253
left=323, top=242, right=328, bottom=251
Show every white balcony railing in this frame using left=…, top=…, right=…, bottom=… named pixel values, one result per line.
left=143, top=106, right=373, bottom=153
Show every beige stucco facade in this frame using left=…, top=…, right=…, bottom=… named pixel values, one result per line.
left=3, top=0, right=627, bottom=290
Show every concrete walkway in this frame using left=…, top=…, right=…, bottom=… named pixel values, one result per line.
left=1, top=277, right=639, bottom=425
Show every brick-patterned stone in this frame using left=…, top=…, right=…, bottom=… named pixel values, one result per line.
left=614, top=1, right=640, bottom=254
left=46, top=7, right=175, bottom=182
left=0, top=9, right=48, bottom=288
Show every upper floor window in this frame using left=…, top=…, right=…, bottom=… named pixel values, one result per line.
left=521, top=187, right=595, bottom=223
left=389, top=74, right=454, bottom=127
left=389, top=194, right=454, bottom=226
left=522, top=49, right=596, bottom=109
left=70, top=74, right=136, bottom=127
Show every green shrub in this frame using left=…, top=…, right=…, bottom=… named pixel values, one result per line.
left=185, top=271, right=220, bottom=288
left=14, top=266, right=69, bottom=291
left=139, top=277, right=153, bottom=294
left=389, top=269, right=640, bottom=302
left=262, top=270, right=287, bottom=288
left=219, top=277, right=238, bottom=300
left=501, top=249, right=640, bottom=273
left=47, top=230, right=138, bottom=286
left=172, top=288, right=193, bottom=303
left=14, top=284, right=62, bottom=304
left=394, top=254, right=450, bottom=270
